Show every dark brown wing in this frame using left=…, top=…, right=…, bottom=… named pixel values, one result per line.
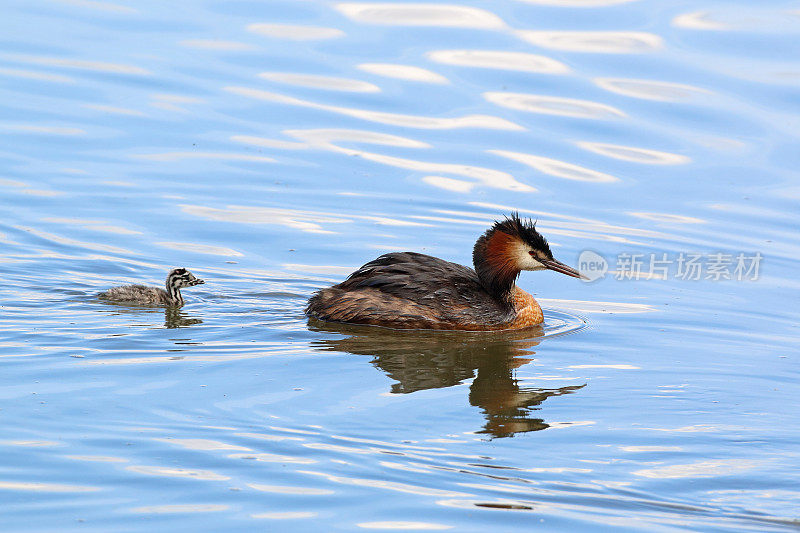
left=306, top=252, right=514, bottom=330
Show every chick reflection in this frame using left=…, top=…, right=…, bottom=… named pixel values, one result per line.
left=163, top=308, right=203, bottom=329
left=97, top=301, right=203, bottom=329
left=309, top=321, right=584, bottom=438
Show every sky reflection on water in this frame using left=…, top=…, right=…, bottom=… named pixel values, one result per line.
left=1, top=0, right=800, bottom=531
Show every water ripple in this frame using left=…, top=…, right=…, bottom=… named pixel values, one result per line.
left=627, top=212, right=704, bottom=224
left=484, top=92, right=626, bottom=119
left=285, top=128, right=534, bottom=191
left=633, top=460, right=757, bottom=479
left=0, top=124, right=86, bottom=136
left=131, top=504, right=229, bottom=514
left=576, top=141, right=690, bottom=165
left=427, top=50, right=569, bottom=74
left=421, top=176, right=475, bottom=193
left=489, top=150, right=620, bottom=183
left=246, top=23, right=345, bottom=40
left=299, top=470, right=472, bottom=498
left=672, top=8, right=800, bottom=33
left=135, top=152, right=275, bottom=163
left=227, top=87, right=523, bottom=130
left=1, top=0, right=798, bottom=530
left=247, top=483, right=334, bottom=495
left=515, top=30, right=662, bottom=53
left=1, top=53, right=150, bottom=75
left=179, top=39, right=256, bottom=51
left=0, top=481, right=100, bottom=492
left=125, top=465, right=230, bottom=480
left=0, top=67, right=74, bottom=83
left=515, top=0, right=636, bottom=5
left=357, top=63, right=449, bottom=84
left=52, top=0, right=138, bottom=15
left=594, top=78, right=712, bottom=101
left=259, top=72, right=380, bottom=93
left=672, top=11, right=729, bottom=31
left=336, top=3, right=507, bottom=29
left=357, top=522, right=453, bottom=530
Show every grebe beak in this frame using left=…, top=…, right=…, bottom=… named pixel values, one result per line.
left=193, top=279, right=205, bottom=285
left=541, top=258, right=586, bottom=280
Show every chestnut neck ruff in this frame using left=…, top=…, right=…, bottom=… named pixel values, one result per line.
left=472, top=214, right=551, bottom=301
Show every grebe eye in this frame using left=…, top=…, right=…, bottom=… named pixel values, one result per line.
left=528, top=251, right=535, bottom=256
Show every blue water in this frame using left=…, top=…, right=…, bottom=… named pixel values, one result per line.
left=1, top=0, right=799, bottom=531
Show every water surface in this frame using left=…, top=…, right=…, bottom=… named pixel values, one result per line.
left=1, top=0, right=799, bottom=531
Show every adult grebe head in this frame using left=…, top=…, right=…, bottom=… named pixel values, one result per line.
left=473, top=213, right=583, bottom=296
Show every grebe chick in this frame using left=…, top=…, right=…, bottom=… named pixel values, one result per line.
left=100, top=268, right=204, bottom=306
left=306, top=213, right=584, bottom=331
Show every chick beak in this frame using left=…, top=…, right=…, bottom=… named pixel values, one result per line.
left=541, top=258, right=587, bottom=280
left=193, top=279, right=205, bottom=286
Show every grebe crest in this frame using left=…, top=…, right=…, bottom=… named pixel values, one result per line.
left=306, top=212, right=583, bottom=331
left=100, top=268, right=204, bottom=306
left=473, top=212, right=559, bottom=299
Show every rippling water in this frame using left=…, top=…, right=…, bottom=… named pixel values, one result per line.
left=1, top=0, right=799, bottom=531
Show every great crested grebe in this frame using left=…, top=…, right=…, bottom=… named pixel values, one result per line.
left=99, top=268, right=204, bottom=306
left=306, top=213, right=583, bottom=330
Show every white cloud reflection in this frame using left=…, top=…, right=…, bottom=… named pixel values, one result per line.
left=357, top=63, right=449, bottom=84
left=538, top=299, right=655, bottom=313
left=490, top=150, right=619, bottom=182
left=125, top=465, right=230, bottom=481
left=428, top=50, right=569, bottom=74
left=180, top=206, right=349, bottom=234
left=0, top=124, right=86, bottom=135
left=516, top=30, right=662, bottom=53
left=576, top=141, right=690, bottom=165
left=628, top=212, right=705, bottom=224
left=0, top=67, right=74, bottom=83
left=181, top=203, right=433, bottom=235
left=672, top=11, right=730, bottom=31
left=179, top=39, right=256, bottom=51
left=634, top=460, right=755, bottom=479
left=515, top=0, right=636, bottom=5
left=422, top=176, right=475, bottom=193
left=83, top=104, right=146, bottom=116
left=285, top=128, right=534, bottom=192
left=485, top=92, right=625, bottom=119
left=2, top=53, right=150, bottom=75
left=259, top=72, right=380, bottom=93
left=156, top=242, right=244, bottom=256
left=0, top=481, right=100, bottom=492
left=131, top=504, right=229, bottom=514
left=336, top=3, right=506, bottom=29
left=251, top=511, right=317, bottom=519
left=226, top=87, right=523, bottom=130
left=595, top=78, right=712, bottom=101
left=231, top=135, right=309, bottom=150
left=51, top=0, right=138, bottom=14
left=135, top=152, right=275, bottom=163
left=247, top=23, right=345, bottom=40
left=357, top=521, right=453, bottom=530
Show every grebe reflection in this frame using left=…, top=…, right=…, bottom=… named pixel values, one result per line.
left=98, top=302, right=203, bottom=329
left=163, top=307, right=203, bottom=329
left=309, top=321, right=584, bottom=438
